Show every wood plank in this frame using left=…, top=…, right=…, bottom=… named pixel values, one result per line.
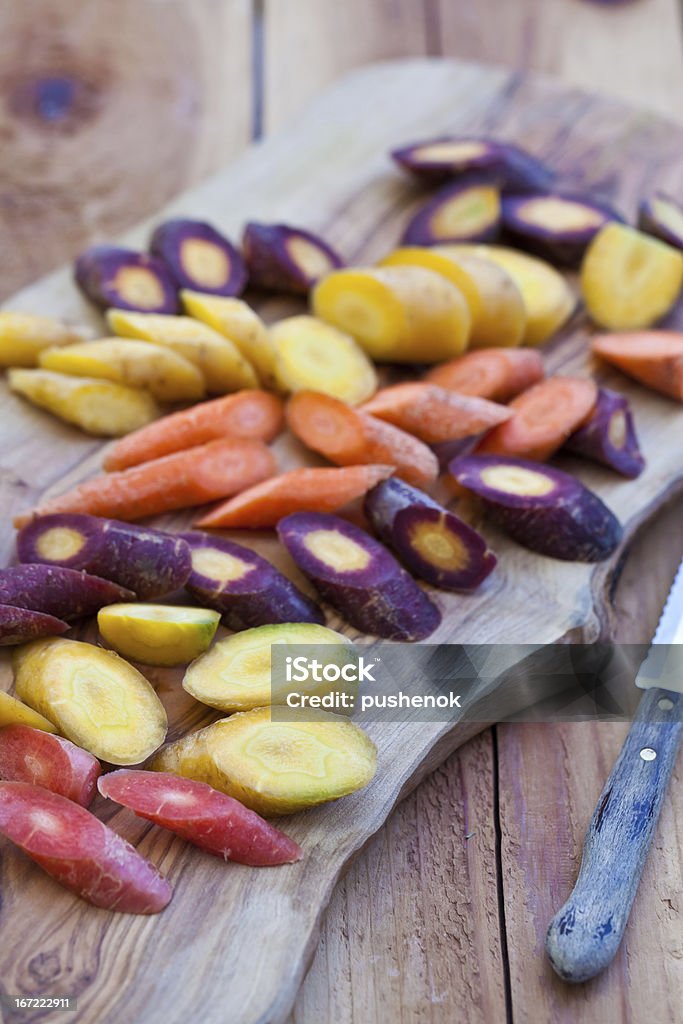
left=496, top=499, right=683, bottom=1024
left=436, top=0, right=683, bottom=122
left=2, top=60, right=683, bottom=1024
left=290, top=732, right=506, bottom=1024
left=262, top=0, right=430, bottom=131
left=0, top=0, right=253, bottom=300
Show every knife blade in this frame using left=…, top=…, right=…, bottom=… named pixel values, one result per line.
left=545, top=559, right=683, bottom=983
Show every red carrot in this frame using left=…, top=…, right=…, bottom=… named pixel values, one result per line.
left=0, top=725, right=100, bottom=806
left=196, top=464, right=394, bottom=528
left=425, top=348, right=545, bottom=402
left=14, top=438, right=276, bottom=528
left=104, top=390, right=284, bottom=471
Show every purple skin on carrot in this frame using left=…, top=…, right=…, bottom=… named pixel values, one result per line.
left=180, top=531, right=325, bottom=630
left=431, top=436, right=483, bottom=472
left=150, top=219, right=248, bottom=297
left=402, top=176, right=502, bottom=246
left=74, top=245, right=179, bottom=313
left=0, top=565, right=134, bottom=622
left=242, top=222, right=344, bottom=294
left=390, top=138, right=555, bottom=194
left=501, top=193, right=624, bottom=267
left=0, top=781, right=172, bottom=913
left=276, top=512, right=441, bottom=641
left=449, top=454, right=623, bottom=563
left=0, top=725, right=101, bottom=806
left=364, top=477, right=496, bottom=592
left=638, top=192, right=683, bottom=250
left=17, top=515, right=192, bottom=600
left=98, top=770, right=303, bottom=867
left=0, top=605, right=69, bottom=646
left=564, top=388, right=645, bottom=478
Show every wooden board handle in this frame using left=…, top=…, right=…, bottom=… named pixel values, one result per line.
left=545, top=686, right=682, bottom=982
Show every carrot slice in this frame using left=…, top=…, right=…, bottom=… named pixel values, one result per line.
left=286, top=391, right=439, bottom=488
left=476, top=377, right=598, bottom=461
left=196, top=464, right=394, bottom=528
left=14, top=438, right=276, bottom=528
left=592, top=331, right=683, bottom=402
left=425, top=348, right=545, bottom=402
left=104, top=390, right=284, bottom=471
left=361, top=382, right=511, bottom=443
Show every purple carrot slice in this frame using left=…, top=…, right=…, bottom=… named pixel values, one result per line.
left=449, top=455, right=622, bottom=563
left=502, top=193, right=623, bottom=266
left=277, top=512, right=441, bottom=641
left=364, top=477, right=496, bottom=592
left=402, top=176, right=502, bottom=246
left=180, top=531, right=324, bottom=630
left=0, top=564, right=134, bottom=621
left=17, top=515, right=192, bottom=600
left=564, top=388, right=645, bottom=478
left=431, top=436, right=482, bottom=472
left=74, top=245, right=179, bottom=313
left=242, top=222, right=344, bottom=294
left=150, top=219, right=248, bottom=297
left=0, top=605, right=69, bottom=646
left=391, top=137, right=555, bottom=193
left=638, top=192, right=683, bottom=250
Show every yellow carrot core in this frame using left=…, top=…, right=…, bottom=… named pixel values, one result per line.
left=412, top=141, right=487, bottom=162
left=481, top=465, right=555, bottom=497
left=431, top=187, right=499, bottom=237
left=304, top=529, right=371, bottom=572
left=519, top=198, right=603, bottom=231
left=608, top=410, right=627, bottom=449
left=116, top=267, right=165, bottom=309
left=36, top=526, right=85, bottom=561
left=410, top=521, right=468, bottom=569
left=181, top=238, right=230, bottom=288
left=652, top=198, right=683, bottom=238
left=287, top=237, right=335, bottom=278
left=243, top=724, right=334, bottom=778
left=191, top=547, right=255, bottom=583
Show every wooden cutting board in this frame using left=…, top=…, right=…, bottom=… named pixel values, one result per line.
left=1, top=58, right=683, bottom=1024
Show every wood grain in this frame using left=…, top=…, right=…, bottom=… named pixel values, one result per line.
left=436, top=0, right=683, bottom=123
left=0, top=0, right=253, bottom=300
left=1, top=60, right=683, bottom=1024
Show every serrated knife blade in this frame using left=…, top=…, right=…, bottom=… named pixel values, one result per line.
left=636, top=558, right=683, bottom=692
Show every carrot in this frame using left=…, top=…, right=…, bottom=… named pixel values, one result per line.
left=196, top=464, right=395, bottom=528
left=14, top=439, right=276, bottom=528
left=360, top=382, right=511, bottom=444
left=104, top=390, right=284, bottom=472
left=476, top=377, right=598, bottom=461
left=592, top=331, right=683, bottom=402
left=286, top=391, right=439, bottom=488
left=425, top=348, right=545, bottom=402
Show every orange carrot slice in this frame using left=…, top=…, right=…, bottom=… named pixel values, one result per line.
left=361, top=382, right=511, bottom=443
left=286, top=391, right=439, bottom=488
left=592, top=331, right=683, bottom=402
left=476, top=377, right=598, bottom=461
left=104, top=390, right=284, bottom=471
left=15, top=439, right=276, bottom=528
left=196, top=464, right=395, bottom=528
left=425, top=348, right=545, bottom=402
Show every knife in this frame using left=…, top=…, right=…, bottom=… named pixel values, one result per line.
left=545, top=559, right=683, bottom=983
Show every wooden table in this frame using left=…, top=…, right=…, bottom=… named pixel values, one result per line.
left=0, top=3, right=682, bottom=1021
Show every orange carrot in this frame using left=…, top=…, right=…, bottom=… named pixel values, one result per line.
left=592, top=331, right=683, bottom=402
left=104, top=390, right=284, bottom=472
left=361, top=382, right=511, bottom=443
left=196, top=464, right=395, bottom=528
left=14, top=439, right=276, bottom=528
left=425, top=348, right=545, bottom=402
left=475, top=377, right=598, bottom=461
left=286, top=391, right=439, bottom=488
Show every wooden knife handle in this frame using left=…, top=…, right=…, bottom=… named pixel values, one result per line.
left=546, top=686, right=682, bottom=983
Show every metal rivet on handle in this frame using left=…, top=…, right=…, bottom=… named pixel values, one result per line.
left=658, top=697, right=674, bottom=711
left=640, top=747, right=657, bottom=761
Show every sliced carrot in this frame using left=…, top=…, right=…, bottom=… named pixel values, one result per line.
left=592, top=331, right=683, bottom=402
left=286, top=391, right=439, bottom=488
left=361, top=382, right=511, bottom=444
left=196, top=464, right=395, bottom=528
left=104, top=390, right=284, bottom=472
left=475, top=377, right=598, bottom=461
left=425, top=348, right=545, bottom=402
left=14, top=439, right=276, bottom=528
